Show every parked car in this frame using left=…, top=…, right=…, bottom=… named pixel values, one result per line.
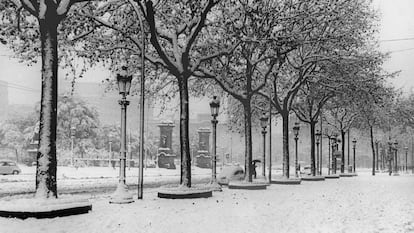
left=0, top=160, right=21, bottom=175
left=302, top=165, right=311, bottom=175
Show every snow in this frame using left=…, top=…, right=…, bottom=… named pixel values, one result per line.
left=0, top=170, right=413, bottom=233
left=0, top=165, right=212, bottom=196
left=158, top=184, right=213, bottom=194
left=0, top=196, right=90, bottom=212
left=109, top=183, right=133, bottom=204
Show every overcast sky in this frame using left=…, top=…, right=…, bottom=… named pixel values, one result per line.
left=0, top=0, right=413, bottom=105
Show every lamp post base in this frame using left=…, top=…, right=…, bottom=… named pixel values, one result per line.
left=109, top=183, right=134, bottom=204
left=209, top=180, right=222, bottom=192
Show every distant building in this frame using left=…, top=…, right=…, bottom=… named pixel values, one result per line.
left=0, top=80, right=8, bottom=121
left=59, top=81, right=155, bottom=129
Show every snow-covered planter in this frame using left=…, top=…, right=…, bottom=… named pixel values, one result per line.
left=270, top=176, right=302, bottom=185
left=109, top=183, right=134, bottom=204
left=324, top=174, right=340, bottom=179
left=228, top=180, right=268, bottom=190
left=157, top=184, right=213, bottom=199
left=0, top=196, right=92, bottom=219
left=301, top=175, right=326, bottom=181
left=339, top=173, right=357, bottom=177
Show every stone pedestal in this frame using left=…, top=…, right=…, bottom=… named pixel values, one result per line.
left=195, top=128, right=211, bottom=168
left=157, top=121, right=175, bottom=169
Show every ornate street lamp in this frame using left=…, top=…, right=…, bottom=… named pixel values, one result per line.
left=260, top=112, right=269, bottom=179
left=110, top=66, right=134, bottom=204
left=394, top=140, right=399, bottom=175
left=70, top=126, right=76, bottom=167
left=293, top=122, right=300, bottom=177
left=209, top=96, right=221, bottom=191
left=315, top=129, right=322, bottom=175
left=352, top=138, right=357, bottom=173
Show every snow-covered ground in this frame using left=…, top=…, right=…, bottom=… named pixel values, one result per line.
left=0, top=170, right=413, bottom=233
left=0, top=164, right=213, bottom=196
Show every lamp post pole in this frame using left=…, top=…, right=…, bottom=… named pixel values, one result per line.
left=316, top=136, right=320, bottom=176
left=212, top=116, right=218, bottom=184
left=347, top=129, right=350, bottom=172
left=412, top=136, right=414, bottom=174
left=294, top=135, right=299, bottom=177
left=70, top=126, right=75, bottom=167
left=261, top=127, right=267, bottom=178
left=316, top=129, right=322, bottom=175
left=327, top=135, right=331, bottom=175
left=210, top=96, right=221, bottom=191
left=320, top=119, right=323, bottom=176
left=352, top=138, right=357, bottom=173
left=110, top=67, right=133, bottom=204
left=120, top=96, right=128, bottom=184
left=136, top=5, right=146, bottom=200
left=293, top=122, right=300, bottom=178
left=108, top=140, right=112, bottom=168
left=260, top=113, right=269, bottom=180
left=268, top=96, right=272, bottom=183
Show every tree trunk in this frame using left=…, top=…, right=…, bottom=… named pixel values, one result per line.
left=310, top=121, right=316, bottom=176
left=282, top=112, right=290, bottom=178
left=35, top=17, right=59, bottom=199
left=347, top=129, right=350, bottom=170
left=370, top=125, right=375, bottom=176
left=341, top=130, right=346, bottom=173
left=242, top=101, right=253, bottom=182
left=178, top=76, right=191, bottom=187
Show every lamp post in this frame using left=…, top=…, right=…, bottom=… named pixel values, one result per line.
left=209, top=96, right=221, bottom=191
left=260, top=113, right=269, bottom=180
left=315, top=129, right=322, bottom=175
left=70, top=126, right=76, bottom=167
left=352, top=138, right=357, bottom=173
left=394, top=140, right=399, bottom=175
left=268, top=95, right=273, bottom=183
left=404, top=146, right=408, bottom=173
left=108, top=140, right=112, bottom=168
left=412, top=136, right=414, bottom=174
left=347, top=129, right=350, bottom=171
left=293, top=122, right=300, bottom=177
left=110, top=66, right=134, bottom=204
